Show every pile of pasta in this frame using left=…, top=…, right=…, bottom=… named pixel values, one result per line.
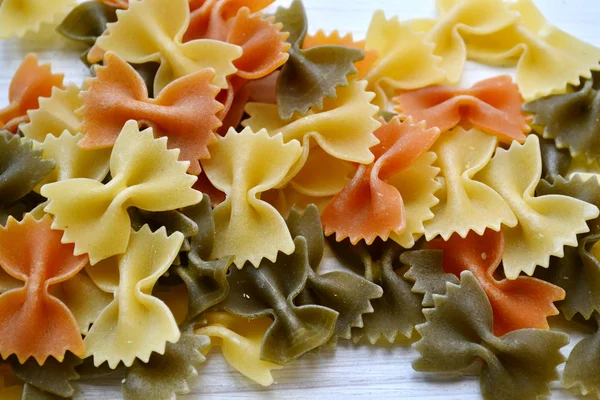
left=1, top=0, right=600, bottom=398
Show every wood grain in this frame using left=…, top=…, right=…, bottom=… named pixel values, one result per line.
left=0, top=0, right=598, bottom=399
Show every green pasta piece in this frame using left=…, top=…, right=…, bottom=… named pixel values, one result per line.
left=538, top=136, right=572, bottom=182
left=222, top=236, right=338, bottom=365
left=21, top=384, right=64, bottom=400
left=173, top=195, right=233, bottom=321
left=122, top=325, right=209, bottom=400
left=274, top=0, right=364, bottom=119
left=562, top=313, right=600, bottom=397
left=327, top=238, right=424, bottom=344
left=286, top=205, right=383, bottom=342
left=536, top=175, right=600, bottom=319
left=523, top=71, right=600, bottom=163
left=413, top=272, right=569, bottom=400
left=10, top=353, right=81, bottom=398
left=0, top=132, right=54, bottom=220
left=401, top=249, right=458, bottom=308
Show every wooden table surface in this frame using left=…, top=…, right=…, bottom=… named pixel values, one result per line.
left=0, top=0, right=598, bottom=398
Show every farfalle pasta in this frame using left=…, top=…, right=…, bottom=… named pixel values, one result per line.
left=0, top=215, right=87, bottom=364
left=0, top=0, right=76, bottom=39
left=95, top=0, right=243, bottom=93
left=394, top=75, right=530, bottom=144
left=427, top=229, right=565, bottom=336
left=41, top=120, right=202, bottom=264
left=363, top=10, right=445, bottom=108
left=0, top=54, right=64, bottom=133
left=424, top=127, right=516, bottom=240
left=78, top=52, right=222, bottom=174
left=20, top=84, right=82, bottom=142
left=244, top=79, right=380, bottom=165
left=84, top=225, right=183, bottom=368
left=201, top=127, right=302, bottom=267
left=322, top=116, right=440, bottom=245
left=476, top=134, right=599, bottom=278
left=2, top=0, right=600, bottom=397
left=196, top=312, right=282, bottom=386
left=415, top=0, right=600, bottom=100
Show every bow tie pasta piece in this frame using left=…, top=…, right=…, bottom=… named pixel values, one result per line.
left=0, top=0, right=76, bottom=38
left=394, top=75, right=530, bottom=144
left=84, top=226, right=184, bottom=368
left=35, top=131, right=111, bottom=191
left=0, top=215, right=88, bottom=364
left=173, top=196, right=234, bottom=321
left=102, top=0, right=129, bottom=8
left=562, top=315, right=600, bottom=398
left=427, top=229, right=565, bottom=336
left=535, top=175, right=600, bottom=319
left=20, top=84, right=82, bottom=142
left=410, top=0, right=518, bottom=84
left=78, top=52, right=222, bottom=175
left=438, top=0, right=600, bottom=100
left=326, top=238, right=424, bottom=344
left=222, top=236, right=338, bottom=364
left=123, top=325, right=209, bottom=400
left=244, top=79, right=380, bottom=165
left=286, top=206, right=383, bottom=343
left=364, top=11, right=446, bottom=108
left=523, top=72, right=600, bottom=164
left=95, top=0, right=242, bottom=93
left=196, top=312, right=283, bottom=386
left=273, top=0, right=364, bottom=120
left=41, top=121, right=202, bottom=265
left=186, top=1, right=289, bottom=81
left=413, top=271, right=569, bottom=400
left=476, top=134, right=599, bottom=279
left=185, top=0, right=273, bottom=42
left=0, top=54, right=64, bottom=133
left=201, top=128, right=302, bottom=267
left=0, top=132, right=55, bottom=210
left=322, top=117, right=440, bottom=245
left=424, top=127, right=516, bottom=241
left=303, top=30, right=379, bottom=80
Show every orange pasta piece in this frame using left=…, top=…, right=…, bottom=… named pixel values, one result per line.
left=0, top=215, right=87, bottom=364
left=100, top=0, right=129, bottom=8
left=185, top=0, right=273, bottom=42
left=322, top=116, right=440, bottom=245
left=394, top=75, right=530, bottom=144
left=78, top=52, right=222, bottom=175
left=427, top=229, right=565, bottom=337
left=303, top=30, right=378, bottom=79
left=0, top=54, right=64, bottom=133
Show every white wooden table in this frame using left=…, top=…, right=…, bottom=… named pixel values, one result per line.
left=0, top=0, right=598, bottom=398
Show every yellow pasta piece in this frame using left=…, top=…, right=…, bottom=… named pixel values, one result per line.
left=35, top=131, right=111, bottom=191
left=430, top=0, right=600, bottom=100
left=196, top=312, right=282, bottom=387
left=424, top=127, right=516, bottom=241
left=288, top=141, right=355, bottom=197
left=202, top=127, right=302, bottom=267
left=411, top=0, right=517, bottom=84
left=363, top=11, right=446, bottom=108
left=0, top=0, right=76, bottom=38
left=388, top=151, right=441, bottom=248
left=41, top=120, right=202, bottom=265
left=96, top=0, right=243, bottom=93
left=50, top=273, right=112, bottom=335
left=84, top=226, right=183, bottom=368
left=20, top=84, right=83, bottom=142
left=476, top=134, right=600, bottom=279
left=244, top=79, right=380, bottom=165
